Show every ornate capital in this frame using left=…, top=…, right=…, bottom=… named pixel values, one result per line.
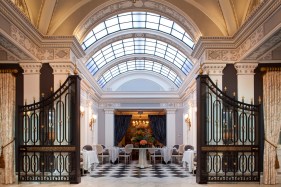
left=49, top=62, right=75, bottom=75
left=234, top=63, right=258, bottom=75
left=19, top=63, right=42, bottom=74
left=104, top=109, right=114, bottom=114
left=202, top=63, right=226, bottom=75
left=166, top=109, right=176, bottom=114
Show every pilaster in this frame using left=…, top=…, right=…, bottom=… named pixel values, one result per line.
left=104, top=109, right=115, bottom=147
left=202, top=63, right=226, bottom=89
left=49, top=62, right=75, bottom=91
left=20, top=62, right=42, bottom=104
left=234, top=63, right=258, bottom=103
left=166, top=109, right=176, bottom=147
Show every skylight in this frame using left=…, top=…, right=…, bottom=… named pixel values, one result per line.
left=81, top=12, right=194, bottom=50
left=97, top=60, right=183, bottom=88
left=86, top=38, right=193, bottom=76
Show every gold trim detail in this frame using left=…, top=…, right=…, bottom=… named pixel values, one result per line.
left=201, top=146, right=256, bottom=152
left=0, top=69, right=18, bottom=73
left=20, top=146, right=76, bottom=152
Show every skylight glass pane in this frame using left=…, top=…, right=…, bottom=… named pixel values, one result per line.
left=118, top=13, right=132, bottom=23
left=107, top=25, right=120, bottom=33
left=84, top=37, right=95, bottom=48
left=147, top=14, right=160, bottom=23
left=159, top=25, right=172, bottom=34
left=120, top=22, right=132, bottom=29
left=160, top=17, right=173, bottom=27
left=105, top=16, right=118, bottom=27
left=132, top=12, right=146, bottom=22
left=93, top=23, right=106, bottom=34
left=84, top=31, right=94, bottom=41
left=173, top=23, right=185, bottom=34
left=171, top=30, right=183, bottom=40
left=95, top=30, right=107, bottom=39
left=133, top=21, right=146, bottom=28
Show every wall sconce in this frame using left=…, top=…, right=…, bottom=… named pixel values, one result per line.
left=89, top=114, right=96, bottom=130
left=80, top=106, right=85, bottom=117
left=185, top=114, right=191, bottom=130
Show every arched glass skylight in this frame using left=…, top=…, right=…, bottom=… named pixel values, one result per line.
left=97, top=60, right=183, bottom=88
left=82, top=12, right=194, bottom=50
left=86, top=38, right=193, bottom=76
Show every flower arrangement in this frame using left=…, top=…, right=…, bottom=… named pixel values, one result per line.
left=130, top=127, right=155, bottom=147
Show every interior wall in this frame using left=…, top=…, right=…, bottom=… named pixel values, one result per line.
left=175, top=108, right=184, bottom=145
left=222, top=64, right=237, bottom=98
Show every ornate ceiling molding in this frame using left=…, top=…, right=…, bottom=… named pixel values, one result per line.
left=74, top=0, right=201, bottom=43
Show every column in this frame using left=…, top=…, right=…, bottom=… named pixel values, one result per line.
left=234, top=63, right=258, bottom=103
left=104, top=109, right=114, bottom=147
left=49, top=62, right=75, bottom=91
left=202, top=63, right=226, bottom=90
left=20, top=63, right=42, bottom=104
left=166, top=109, right=176, bottom=147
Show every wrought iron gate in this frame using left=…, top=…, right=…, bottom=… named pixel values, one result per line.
left=196, top=75, right=263, bottom=183
left=17, top=75, right=81, bottom=183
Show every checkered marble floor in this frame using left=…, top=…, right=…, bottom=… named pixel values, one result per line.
left=88, top=161, right=192, bottom=178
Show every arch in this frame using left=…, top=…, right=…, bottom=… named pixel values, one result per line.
left=94, top=54, right=186, bottom=80
left=85, top=38, right=193, bottom=77
left=81, top=11, right=194, bottom=50
left=83, top=29, right=193, bottom=63
left=105, top=71, right=175, bottom=91
left=74, top=0, right=201, bottom=43
left=97, top=59, right=183, bottom=88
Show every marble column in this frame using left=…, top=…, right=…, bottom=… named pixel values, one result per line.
left=234, top=63, right=258, bottom=103
left=20, top=63, right=42, bottom=104
left=104, top=109, right=114, bottom=147
left=166, top=109, right=176, bottom=147
left=202, top=63, right=226, bottom=90
left=49, top=62, right=75, bottom=91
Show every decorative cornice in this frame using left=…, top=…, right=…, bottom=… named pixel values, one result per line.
left=19, top=63, right=42, bottom=74
left=202, top=63, right=226, bottom=75
left=192, top=1, right=281, bottom=62
left=234, top=63, right=258, bottom=75
left=104, top=108, right=115, bottom=114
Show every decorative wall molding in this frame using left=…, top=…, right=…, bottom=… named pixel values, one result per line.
left=234, top=63, right=258, bottom=75
left=74, top=0, right=201, bottom=43
left=104, top=108, right=115, bottom=114
left=19, top=62, right=42, bottom=74
left=202, top=63, right=226, bottom=75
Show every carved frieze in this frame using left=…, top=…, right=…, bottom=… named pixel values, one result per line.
left=245, top=28, right=281, bottom=60
left=0, top=35, right=31, bottom=60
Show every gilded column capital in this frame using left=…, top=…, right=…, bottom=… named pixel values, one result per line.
left=49, top=62, right=75, bottom=75
left=202, top=63, right=226, bottom=75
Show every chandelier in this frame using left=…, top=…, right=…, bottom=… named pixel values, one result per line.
left=132, top=111, right=149, bottom=128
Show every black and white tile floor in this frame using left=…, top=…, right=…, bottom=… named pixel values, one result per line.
left=88, top=161, right=192, bottom=178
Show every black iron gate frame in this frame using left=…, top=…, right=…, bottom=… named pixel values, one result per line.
left=196, top=75, right=263, bottom=184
